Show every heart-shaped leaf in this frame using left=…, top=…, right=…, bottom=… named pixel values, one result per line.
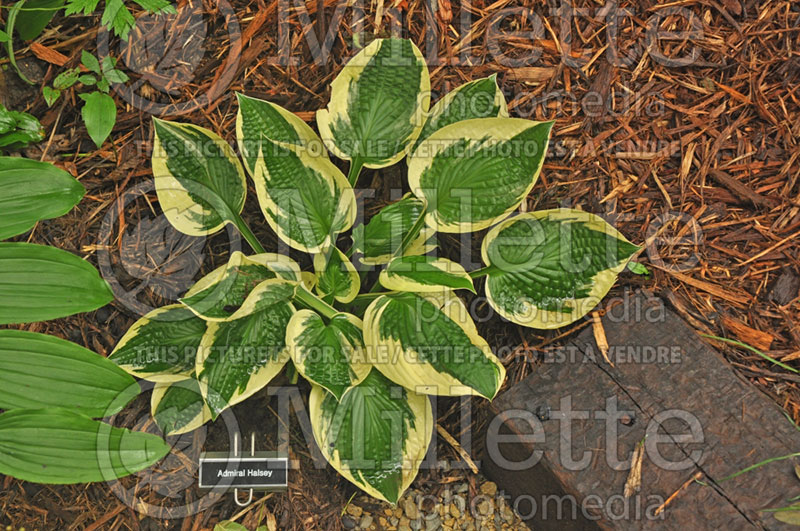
left=236, top=93, right=327, bottom=175
left=79, top=91, right=116, bottom=148
left=253, top=137, right=356, bottom=253
left=110, top=304, right=206, bottom=382
left=196, top=288, right=295, bottom=418
left=364, top=291, right=505, bottom=399
left=309, top=369, right=433, bottom=504
left=481, top=209, right=639, bottom=329
left=408, top=117, right=554, bottom=233
left=314, top=247, right=360, bottom=304
left=412, top=74, right=508, bottom=154
left=180, top=251, right=300, bottom=321
left=351, top=194, right=435, bottom=265
left=151, top=375, right=211, bottom=436
left=286, top=310, right=370, bottom=401
left=316, top=38, right=430, bottom=168
left=152, top=119, right=247, bottom=237
left=379, top=255, right=474, bottom=293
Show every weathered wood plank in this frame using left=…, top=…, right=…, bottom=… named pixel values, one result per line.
left=483, top=290, right=800, bottom=530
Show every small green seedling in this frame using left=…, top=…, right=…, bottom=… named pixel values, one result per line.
left=0, top=103, right=44, bottom=149
left=43, top=50, right=127, bottom=147
left=111, top=38, right=639, bottom=503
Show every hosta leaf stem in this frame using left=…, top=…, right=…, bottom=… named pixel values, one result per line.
left=230, top=212, right=267, bottom=254
left=468, top=265, right=499, bottom=279
left=347, top=157, right=364, bottom=187
left=294, top=286, right=339, bottom=320
left=395, top=205, right=428, bottom=259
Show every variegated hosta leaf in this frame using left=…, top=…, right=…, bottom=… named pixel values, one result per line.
left=196, top=285, right=295, bottom=418
left=363, top=291, right=505, bottom=399
left=408, top=118, right=554, bottom=233
left=379, top=256, right=474, bottom=293
left=151, top=375, right=212, bottom=436
left=110, top=305, right=206, bottom=383
left=180, top=251, right=301, bottom=321
left=286, top=310, right=370, bottom=401
left=316, top=38, right=431, bottom=168
left=253, top=138, right=357, bottom=253
left=351, top=195, right=436, bottom=265
left=412, top=75, right=508, bottom=154
left=235, top=93, right=327, bottom=176
left=309, top=370, right=433, bottom=503
left=313, top=247, right=360, bottom=304
left=152, top=119, right=247, bottom=237
left=481, top=209, right=639, bottom=329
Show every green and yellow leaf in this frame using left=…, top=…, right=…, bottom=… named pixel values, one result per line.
left=152, top=118, right=247, bottom=236
left=412, top=75, right=508, bottom=154
left=309, top=369, right=433, bottom=504
left=196, top=290, right=294, bottom=418
left=151, top=375, right=212, bottom=436
left=253, top=138, right=356, bottom=253
left=481, top=209, right=639, bottom=329
left=180, top=251, right=300, bottom=321
left=363, top=291, right=505, bottom=399
left=109, top=305, right=206, bottom=383
left=286, top=310, right=370, bottom=401
left=351, top=194, right=436, bottom=265
left=379, top=255, right=474, bottom=293
left=316, top=38, right=430, bottom=168
left=235, top=93, right=327, bottom=176
left=408, top=117, right=554, bottom=233
left=314, top=247, right=360, bottom=304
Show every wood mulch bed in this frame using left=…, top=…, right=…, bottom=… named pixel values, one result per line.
left=0, top=0, right=798, bottom=528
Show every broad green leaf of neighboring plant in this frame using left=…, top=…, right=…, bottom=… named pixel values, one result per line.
left=408, top=117, right=554, bottom=233
left=253, top=138, right=356, bottom=253
left=351, top=195, right=436, bottom=265
left=363, top=291, right=505, bottom=399
left=379, top=255, right=474, bottom=293
left=309, top=370, right=433, bottom=504
left=316, top=38, right=430, bottom=168
left=151, top=375, right=212, bottom=436
left=412, top=74, right=508, bottom=153
left=110, top=305, right=206, bottom=382
left=0, top=408, right=169, bottom=484
left=481, top=209, right=639, bottom=329
left=0, top=242, right=113, bottom=325
left=152, top=118, right=247, bottom=237
left=180, top=251, right=301, bottom=321
left=286, top=310, right=370, bottom=401
left=80, top=91, right=116, bottom=148
left=235, top=93, right=327, bottom=175
left=0, top=157, right=85, bottom=241
left=0, top=330, right=137, bottom=417
left=14, top=0, right=65, bottom=40
left=0, top=104, right=45, bottom=148
left=196, top=286, right=295, bottom=419
left=313, top=247, right=359, bottom=304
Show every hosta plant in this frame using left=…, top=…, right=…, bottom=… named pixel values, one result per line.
left=111, top=38, right=638, bottom=503
left=0, top=156, right=169, bottom=483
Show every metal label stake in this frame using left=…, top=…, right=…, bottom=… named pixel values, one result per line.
left=198, top=432, right=289, bottom=506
